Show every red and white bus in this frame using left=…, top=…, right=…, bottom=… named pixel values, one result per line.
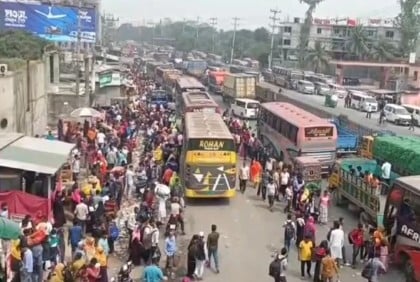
left=180, top=91, right=221, bottom=115
left=258, top=102, right=337, bottom=173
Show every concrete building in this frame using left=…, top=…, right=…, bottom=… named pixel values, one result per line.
left=0, top=52, right=59, bottom=136
left=279, top=17, right=402, bottom=61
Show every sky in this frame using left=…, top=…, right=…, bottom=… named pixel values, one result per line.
left=102, top=0, right=400, bottom=30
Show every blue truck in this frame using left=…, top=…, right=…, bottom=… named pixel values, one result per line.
left=331, top=118, right=359, bottom=155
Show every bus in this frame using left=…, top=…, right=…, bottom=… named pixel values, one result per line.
left=180, top=91, right=220, bottom=115
left=258, top=102, right=338, bottom=173
left=175, top=76, right=206, bottom=96
left=272, top=67, right=304, bottom=89
left=180, top=112, right=237, bottom=198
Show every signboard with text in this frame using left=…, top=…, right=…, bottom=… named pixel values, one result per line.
left=0, top=1, right=96, bottom=42
left=305, top=126, right=334, bottom=138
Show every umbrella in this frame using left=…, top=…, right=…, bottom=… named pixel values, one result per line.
left=0, top=218, right=22, bottom=240
left=70, top=107, right=102, bottom=118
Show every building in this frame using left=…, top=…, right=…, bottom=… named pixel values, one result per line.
left=278, top=17, right=402, bottom=61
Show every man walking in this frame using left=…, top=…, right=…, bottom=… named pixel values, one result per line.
left=366, top=104, right=372, bottom=119
left=269, top=247, right=288, bottom=282
left=239, top=162, right=250, bottom=194
left=207, top=224, right=220, bottom=273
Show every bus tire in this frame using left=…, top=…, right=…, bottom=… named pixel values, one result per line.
left=402, top=255, right=416, bottom=282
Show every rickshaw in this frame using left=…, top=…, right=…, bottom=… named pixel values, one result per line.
left=324, top=93, right=338, bottom=108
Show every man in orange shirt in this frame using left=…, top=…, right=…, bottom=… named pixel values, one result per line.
left=250, top=160, right=262, bottom=190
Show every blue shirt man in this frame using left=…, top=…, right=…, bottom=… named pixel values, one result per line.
left=69, top=223, right=83, bottom=251
left=164, top=235, right=177, bottom=256
left=143, top=263, right=165, bottom=282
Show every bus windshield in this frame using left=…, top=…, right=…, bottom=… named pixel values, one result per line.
left=247, top=102, right=260, bottom=109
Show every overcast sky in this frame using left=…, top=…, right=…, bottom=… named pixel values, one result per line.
left=102, top=0, right=400, bottom=30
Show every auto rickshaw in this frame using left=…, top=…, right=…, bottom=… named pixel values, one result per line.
left=294, top=156, right=322, bottom=194
left=324, top=93, right=338, bottom=108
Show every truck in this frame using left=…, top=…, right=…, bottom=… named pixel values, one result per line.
left=184, top=59, right=207, bottom=78
left=222, top=73, right=256, bottom=104
left=330, top=119, right=359, bottom=155
left=360, top=135, right=420, bottom=176
left=208, top=71, right=226, bottom=94
left=329, top=157, right=399, bottom=225
left=331, top=160, right=420, bottom=281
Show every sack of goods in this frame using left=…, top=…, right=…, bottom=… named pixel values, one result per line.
left=155, top=183, right=171, bottom=197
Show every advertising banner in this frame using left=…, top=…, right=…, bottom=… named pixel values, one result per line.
left=99, top=72, right=121, bottom=88
left=0, top=1, right=96, bottom=42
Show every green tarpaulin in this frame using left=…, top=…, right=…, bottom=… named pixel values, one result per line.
left=373, top=136, right=420, bottom=175
left=0, top=218, right=21, bottom=240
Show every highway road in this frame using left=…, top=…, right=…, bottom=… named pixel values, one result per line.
left=259, top=81, right=420, bottom=137
left=172, top=91, right=405, bottom=282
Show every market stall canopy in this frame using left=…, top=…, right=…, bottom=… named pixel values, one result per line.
left=0, top=217, right=22, bottom=240
left=0, top=135, right=75, bottom=175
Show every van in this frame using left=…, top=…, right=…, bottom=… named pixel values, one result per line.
left=384, top=104, right=412, bottom=126
left=314, top=82, right=330, bottom=96
left=350, top=91, right=378, bottom=112
left=297, top=80, right=315, bottom=94
left=328, top=83, right=347, bottom=98
left=230, top=98, right=260, bottom=119
left=402, top=104, right=420, bottom=126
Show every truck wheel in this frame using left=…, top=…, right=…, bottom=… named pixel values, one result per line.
left=403, top=256, right=416, bottom=282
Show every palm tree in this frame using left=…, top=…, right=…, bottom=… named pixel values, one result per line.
left=346, top=25, right=371, bottom=60
left=305, top=41, right=330, bottom=72
left=370, top=39, right=398, bottom=62
left=297, top=0, right=324, bottom=68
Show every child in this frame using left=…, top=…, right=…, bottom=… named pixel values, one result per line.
left=284, top=185, right=293, bottom=213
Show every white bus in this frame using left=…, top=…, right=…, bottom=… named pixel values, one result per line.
left=349, top=90, right=378, bottom=112
left=230, top=98, right=260, bottom=119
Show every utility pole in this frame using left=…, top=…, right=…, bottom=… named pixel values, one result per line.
left=209, top=17, right=217, bottom=53
left=268, top=8, right=281, bottom=69
left=75, top=0, right=82, bottom=107
left=230, top=17, right=240, bottom=64
left=194, top=17, right=200, bottom=49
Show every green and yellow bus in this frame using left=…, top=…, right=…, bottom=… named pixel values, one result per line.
left=180, top=112, right=237, bottom=198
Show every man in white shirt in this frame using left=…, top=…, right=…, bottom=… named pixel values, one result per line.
left=125, top=165, right=135, bottom=197
left=381, top=161, right=392, bottom=194
left=74, top=200, right=89, bottom=234
left=97, top=131, right=106, bottom=148
left=170, top=197, right=185, bottom=234
left=239, top=162, right=250, bottom=194
left=366, top=104, right=372, bottom=119
left=266, top=178, right=276, bottom=211
left=72, top=155, right=81, bottom=181
left=280, top=167, right=290, bottom=199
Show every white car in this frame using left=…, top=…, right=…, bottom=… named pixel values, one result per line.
left=297, top=80, right=315, bottom=94
left=383, top=104, right=412, bottom=126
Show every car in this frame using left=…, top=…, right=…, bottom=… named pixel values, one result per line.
left=383, top=104, right=412, bottom=126
left=297, top=80, right=315, bottom=94
left=314, top=82, right=330, bottom=96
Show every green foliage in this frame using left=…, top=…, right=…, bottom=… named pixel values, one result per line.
left=396, top=0, right=420, bottom=55
left=115, top=21, right=271, bottom=66
left=298, top=0, right=324, bottom=68
left=346, top=25, right=371, bottom=60
left=305, top=41, right=330, bottom=73
left=0, top=30, right=48, bottom=60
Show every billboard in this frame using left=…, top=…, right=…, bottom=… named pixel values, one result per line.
left=0, top=1, right=96, bottom=43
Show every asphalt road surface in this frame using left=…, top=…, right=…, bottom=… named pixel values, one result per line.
left=169, top=92, right=405, bottom=282
left=258, top=81, right=420, bottom=137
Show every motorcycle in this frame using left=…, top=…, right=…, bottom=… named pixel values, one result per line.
left=116, top=261, right=133, bottom=282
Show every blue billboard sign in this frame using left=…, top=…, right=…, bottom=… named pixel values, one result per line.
left=0, top=1, right=96, bottom=43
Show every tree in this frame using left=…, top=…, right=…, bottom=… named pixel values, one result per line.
left=254, top=27, right=270, bottom=42
left=370, top=39, right=398, bottom=62
left=115, top=21, right=272, bottom=66
left=298, top=0, right=324, bottom=68
left=396, top=0, right=420, bottom=56
left=305, top=41, right=330, bottom=72
left=0, top=30, right=48, bottom=60
left=346, top=25, right=371, bottom=60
